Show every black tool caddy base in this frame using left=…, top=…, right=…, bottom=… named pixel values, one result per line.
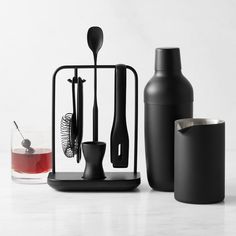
left=48, top=172, right=140, bottom=191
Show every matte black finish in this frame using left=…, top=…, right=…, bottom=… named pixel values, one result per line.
left=145, top=103, right=192, bottom=191
left=48, top=172, right=140, bottom=191
left=144, top=48, right=193, bottom=191
left=76, top=75, right=85, bottom=163
left=49, top=64, right=140, bottom=191
left=76, top=76, right=84, bottom=148
left=87, top=27, right=103, bottom=142
left=60, top=76, right=78, bottom=158
left=155, top=47, right=181, bottom=71
left=174, top=119, right=225, bottom=204
left=71, top=77, right=77, bottom=148
left=111, top=64, right=129, bottom=168
left=82, top=141, right=106, bottom=180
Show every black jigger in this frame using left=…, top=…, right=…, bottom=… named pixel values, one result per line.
left=82, top=141, right=106, bottom=180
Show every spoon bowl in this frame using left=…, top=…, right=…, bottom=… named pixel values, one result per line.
left=87, top=27, right=104, bottom=55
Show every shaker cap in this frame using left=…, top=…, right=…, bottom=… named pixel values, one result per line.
left=144, top=47, right=193, bottom=105
left=155, top=48, right=181, bottom=71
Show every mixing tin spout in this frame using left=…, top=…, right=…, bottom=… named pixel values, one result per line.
left=176, top=118, right=224, bottom=133
left=176, top=123, right=191, bottom=133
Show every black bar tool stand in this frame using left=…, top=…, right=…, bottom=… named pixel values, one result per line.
left=47, top=64, right=140, bottom=191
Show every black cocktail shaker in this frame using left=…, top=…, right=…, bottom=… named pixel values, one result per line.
left=144, top=48, right=194, bottom=191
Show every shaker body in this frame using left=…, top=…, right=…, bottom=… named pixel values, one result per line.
left=144, top=48, right=194, bottom=191
left=145, top=103, right=192, bottom=191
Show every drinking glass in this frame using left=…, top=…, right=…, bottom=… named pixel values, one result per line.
left=11, top=128, right=52, bottom=184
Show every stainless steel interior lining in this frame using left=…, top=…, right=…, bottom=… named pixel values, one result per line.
left=175, top=118, right=224, bottom=131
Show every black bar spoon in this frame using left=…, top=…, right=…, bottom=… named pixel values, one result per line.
left=82, top=27, right=106, bottom=180
left=87, top=26, right=103, bottom=142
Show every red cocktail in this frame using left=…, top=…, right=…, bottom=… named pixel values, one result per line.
left=12, top=148, right=52, bottom=174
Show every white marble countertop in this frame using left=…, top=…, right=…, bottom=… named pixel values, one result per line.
left=1, top=151, right=236, bottom=236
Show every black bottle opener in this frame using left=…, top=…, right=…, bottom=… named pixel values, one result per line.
left=110, top=64, right=129, bottom=168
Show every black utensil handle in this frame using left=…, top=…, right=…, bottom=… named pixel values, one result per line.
left=76, top=77, right=85, bottom=163
left=72, top=77, right=76, bottom=115
left=77, top=77, right=84, bottom=145
left=93, top=104, right=98, bottom=141
left=110, top=64, right=129, bottom=168
left=93, top=54, right=98, bottom=142
left=71, top=76, right=77, bottom=152
left=115, top=64, right=127, bottom=119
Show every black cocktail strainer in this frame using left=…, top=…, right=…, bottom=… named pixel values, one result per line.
left=60, top=77, right=78, bottom=158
